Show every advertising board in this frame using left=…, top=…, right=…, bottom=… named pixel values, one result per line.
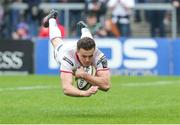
left=35, top=38, right=170, bottom=75
left=0, top=40, right=34, bottom=74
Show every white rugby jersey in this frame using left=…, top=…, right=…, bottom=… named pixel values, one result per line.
left=54, top=42, right=109, bottom=74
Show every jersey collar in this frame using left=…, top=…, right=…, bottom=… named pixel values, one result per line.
left=75, top=52, right=83, bottom=66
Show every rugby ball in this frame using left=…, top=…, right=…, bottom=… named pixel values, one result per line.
left=75, top=66, right=96, bottom=90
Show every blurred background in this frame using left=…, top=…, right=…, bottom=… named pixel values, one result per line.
left=0, top=0, right=179, bottom=39
left=0, top=0, right=180, bottom=76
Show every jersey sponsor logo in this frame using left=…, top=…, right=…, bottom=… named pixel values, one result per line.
left=101, top=58, right=108, bottom=68
left=97, top=55, right=108, bottom=68
left=63, top=56, right=74, bottom=66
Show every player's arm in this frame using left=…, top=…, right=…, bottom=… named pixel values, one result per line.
left=75, top=68, right=111, bottom=91
left=91, top=69, right=111, bottom=91
left=60, top=72, right=98, bottom=97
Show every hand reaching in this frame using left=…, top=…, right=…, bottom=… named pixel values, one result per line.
left=81, top=86, right=99, bottom=97
left=75, top=67, right=86, bottom=78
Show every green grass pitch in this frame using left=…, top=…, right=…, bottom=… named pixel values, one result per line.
left=0, top=75, right=180, bottom=123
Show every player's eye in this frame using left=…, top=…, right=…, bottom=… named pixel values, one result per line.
left=89, top=55, right=93, bottom=58
left=82, top=55, right=87, bottom=58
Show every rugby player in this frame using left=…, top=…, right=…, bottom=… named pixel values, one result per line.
left=42, top=9, right=111, bottom=97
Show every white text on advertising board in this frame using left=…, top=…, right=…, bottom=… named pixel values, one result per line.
left=0, top=51, right=24, bottom=69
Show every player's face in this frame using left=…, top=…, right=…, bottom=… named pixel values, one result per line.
left=77, top=48, right=95, bottom=67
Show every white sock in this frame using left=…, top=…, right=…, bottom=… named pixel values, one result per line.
left=49, top=18, right=62, bottom=41
left=80, top=28, right=93, bottom=39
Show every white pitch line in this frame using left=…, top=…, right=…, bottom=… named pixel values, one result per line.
left=0, top=80, right=180, bottom=92
left=0, top=85, right=59, bottom=92
left=120, top=80, right=180, bottom=87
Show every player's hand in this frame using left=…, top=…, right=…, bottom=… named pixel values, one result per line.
left=82, top=86, right=99, bottom=97
left=75, top=67, right=86, bottom=78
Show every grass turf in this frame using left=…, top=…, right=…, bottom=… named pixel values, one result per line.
left=0, top=75, right=180, bottom=123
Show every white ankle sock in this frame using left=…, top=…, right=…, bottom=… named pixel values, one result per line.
left=80, top=28, right=93, bottom=39
left=49, top=18, right=62, bottom=41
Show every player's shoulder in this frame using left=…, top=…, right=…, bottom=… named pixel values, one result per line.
left=93, top=48, right=108, bottom=69
left=62, top=56, right=75, bottom=67
left=94, top=48, right=104, bottom=58
left=61, top=48, right=76, bottom=67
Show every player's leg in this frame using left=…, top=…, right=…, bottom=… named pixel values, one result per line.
left=42, top=9, right=63, bottom=48
left=77, top=21, right=93, bottom=39
left=49, top=18, right=63, bottom=48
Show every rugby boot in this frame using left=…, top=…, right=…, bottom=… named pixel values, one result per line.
left=77, top=21, right=88, bottom=29
left=42, top=9, right=58, bottom=28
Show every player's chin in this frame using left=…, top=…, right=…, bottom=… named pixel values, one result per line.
left=82, top=64, right=91, bottom=67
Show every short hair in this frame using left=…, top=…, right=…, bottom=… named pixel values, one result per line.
left=77, top=37, right=96, bottom=50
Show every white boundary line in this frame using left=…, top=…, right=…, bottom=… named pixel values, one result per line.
left=120, top=80, right=180, bottom=87
left=0, top=80, right=180, bottom=92
left=0, top=85, right=59, bottom=92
